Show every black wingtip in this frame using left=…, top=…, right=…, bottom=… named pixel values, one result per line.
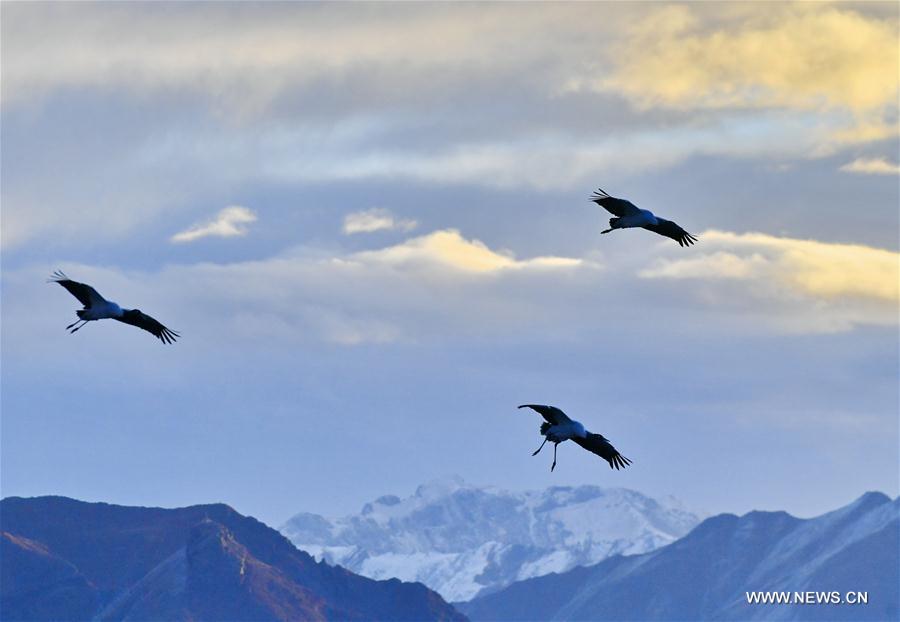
left=47, top=269, right=69, bottom=283
left=590, top=188, right=611, bottom=202
left=680, top=232, right=698, bottom=247
left=157, top=328, right=181, bottom=344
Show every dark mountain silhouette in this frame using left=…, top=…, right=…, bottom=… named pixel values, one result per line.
left=1, top=532, right=98, bottom=621
left=459, top=492, right=898, bottom=621
left=0, top=496, right=465, bottom=622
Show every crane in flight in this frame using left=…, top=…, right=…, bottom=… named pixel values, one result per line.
left=49, top=271, right=180, bottom=344
left=519, top=404, right=631, bottom=472
left=592, top=188, right=698, bottom=247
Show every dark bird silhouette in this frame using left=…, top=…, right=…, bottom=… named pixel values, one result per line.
left=591, top=188, right=698, bottom=247
left=49, top=271, right=180, bottom=344
left=518, top=404, right=631, bottom=472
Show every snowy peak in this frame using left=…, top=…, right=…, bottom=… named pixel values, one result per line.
left=460, top=492, right=899, bottom=621
left=280, top=479, right=701, bottom=602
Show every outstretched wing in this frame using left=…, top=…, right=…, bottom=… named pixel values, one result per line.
left=642, top=218, right=698, bottom=247
left=48, top=270, right=107, bottom=308
left=115, top=309, right=180, bottom=344
left=590, top=188, right=640, bottom=217
left=572, top=433, right=632, bottom=470
left=518, top=404, right=572, bottom=425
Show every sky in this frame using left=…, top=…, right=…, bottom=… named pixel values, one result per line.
left=1, top=1, right=898, bottom=528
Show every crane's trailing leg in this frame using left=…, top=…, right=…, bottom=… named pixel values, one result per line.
left=532, top=436, right=548, bottom=456
left=66, top=319, right=85, bottom=330
left=69, top=321, right=89, bottom=333
left=550, top=442, right=559, bottom=472
left=601, top=218, right=620, bottom=234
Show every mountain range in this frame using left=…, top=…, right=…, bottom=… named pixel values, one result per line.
left=280, top=476, right=701, bottom=602
left=458, top=491, right=899, bottom=621
left=0, top=495, right=464, bottom=622
left=4, top=489, right=894, bottom=622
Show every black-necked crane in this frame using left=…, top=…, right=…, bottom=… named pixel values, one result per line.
left=592, top=188, right=698, bottom=247
left=519, top=404, right=631, bottom=472
left=49, top=271, right=180, bottom=344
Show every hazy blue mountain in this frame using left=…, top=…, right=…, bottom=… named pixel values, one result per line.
left=0, top=496, right=465, bottom=622
left=280, top=477, right=701, bottom=601
left=459, top=492, right=899, bottom=621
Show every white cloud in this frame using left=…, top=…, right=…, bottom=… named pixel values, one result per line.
left=170, top=206, right=257, bottom=243
left=839, top=157, right=900, bottom=175
left=343, top=208, right=417, bottom=235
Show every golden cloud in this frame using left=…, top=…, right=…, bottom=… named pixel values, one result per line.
left=601, top=5, right=898, bottom=114
left=641, top=230, right=899, bottom=304
left=352, top=229, right=582, bottom=273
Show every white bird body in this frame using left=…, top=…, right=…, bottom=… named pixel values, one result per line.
left=79, top=300, right=124, bottom=321
left=611, top=209, right=659, bottom=230
left=544, top=420, right=586, bottom=443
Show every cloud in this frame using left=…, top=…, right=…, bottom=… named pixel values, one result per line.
left=640, top=231, right=898, bottom=330
left=585, top=4, right=899, bottom=150
left=3, top=2, right=896, bottom=258
left=597, top=6, right=898, bottom=113
left=343, top=208, right=417, bottom=234
left=840, top=157, right=900, bottom=175
left=170, top=206, right=257, bottom=243
left=0, top=3, right=616, bottom=112
left=350, top=229, right=582, bottom=273
left=4, top=228, right=895, bottom=400
left=235, top=115, right=834, bottom=190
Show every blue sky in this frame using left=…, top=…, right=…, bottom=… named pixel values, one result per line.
left=2, top=2, right=898, bottom=527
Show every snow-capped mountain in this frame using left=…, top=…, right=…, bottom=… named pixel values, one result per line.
left=459, top=491, right=899, bottom=621
left=280, top=476, right=701, bottom=602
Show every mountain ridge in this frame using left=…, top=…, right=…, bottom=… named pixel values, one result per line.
left=0, top=495, right=465, bottom=622
left=459, top=491, right=899, bottom=621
